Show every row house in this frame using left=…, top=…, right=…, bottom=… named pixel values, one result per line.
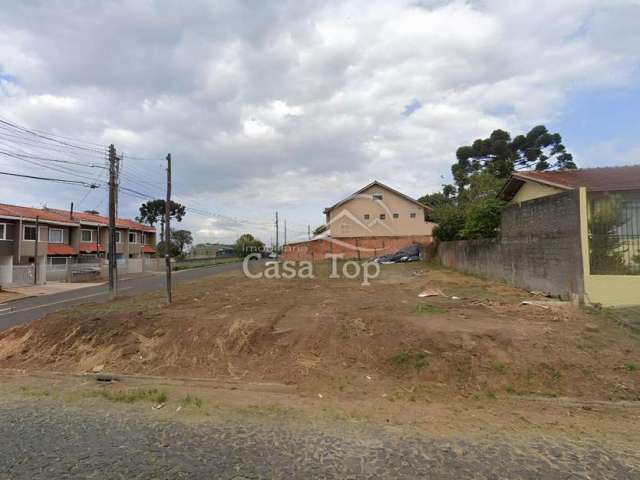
left=0, top=203, right=156, bottom=285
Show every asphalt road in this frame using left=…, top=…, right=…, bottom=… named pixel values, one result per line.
left=0, top=262, right=242, bottom=331
left=1, top=399, right=638, bottom=479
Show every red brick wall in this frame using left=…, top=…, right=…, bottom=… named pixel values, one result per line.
left=280, top=235, right=433, bottom=262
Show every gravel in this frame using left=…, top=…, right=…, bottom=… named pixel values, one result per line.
left=0, top=399, right=638, bottom=479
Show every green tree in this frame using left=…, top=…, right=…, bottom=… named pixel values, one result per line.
left=137, top=199, right=186, bottom=226
left=431, top=203, right=466, bottom=241
left=171, top=229, right=193, bottom=255
left=588, top=195, right=628, bottom=274
left=234, top=234, right=265, bottom=258
left=452, top=125, right=575, bottom=190
left=425, top=126, right=575, bottom=241
left=461, top=197, right=506, bottom=239
left=156, top=239, right=180, bottom=257
left=312, top=224, right=327, bottom=236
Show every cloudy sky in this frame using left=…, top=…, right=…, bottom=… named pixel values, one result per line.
left=1, top=0, right=639, bottom=244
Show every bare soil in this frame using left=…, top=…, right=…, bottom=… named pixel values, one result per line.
left=0, top=262, right=638, bottom=406
left=0, top=291, right=26, bottom=304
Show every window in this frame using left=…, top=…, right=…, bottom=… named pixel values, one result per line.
left=393, top=213, right=399, bottom=219
left=49, top=257, right=67, bottom=265
left=372, top=192, right=383, bottom=200
left=364, top=214, right=370, bottom=220
left=142, top=233, right=147, bottom=244
left=410, top=212, right=417, bottom=219
left=23, top=225, right=38, bottom=241
left=0, top=223, right=6, bottom=240
left=129, top=232, right=137, bottom=243
left=48, top=228, right=64, bottom=243
left=115, top=231, right=122, bottom=243
left=379, top=213, right=386, bottom=220
left=81, top=229, right=94, bottom=242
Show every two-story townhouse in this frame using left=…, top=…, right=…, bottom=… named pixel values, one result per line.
left=0, top=203, right=157, bottom=286
left=49, top=209, right=157, bottom=263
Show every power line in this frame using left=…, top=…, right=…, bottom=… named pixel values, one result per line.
left=0, top=149, right=108, bottom=169
left=0, top=170, right=101, bottom=188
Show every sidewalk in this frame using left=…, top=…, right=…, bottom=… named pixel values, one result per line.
left=3, top=282, right=104, bottom=298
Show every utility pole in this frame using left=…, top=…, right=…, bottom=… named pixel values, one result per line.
left=284, top=218, right=287, bottom=246
left=33, top=216, right=39, bottom=285
left=108, top=144, right=118, bottom=298
left=308, top=224, right=311, bottom=240
left=164, top=153, right=172, bottom=304
left=275, top=211, right=279, bottom=253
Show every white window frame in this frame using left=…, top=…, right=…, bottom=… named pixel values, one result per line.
left=81, top=229, right=94, bottom=243
left=128, top=231, right=137, bottom=244
left=372, top=192, right=383, bottom=201
left=23, top=225, right=40, bottom=241
left=410, top=212, right=417, bottom=219
left=115, top=231, right=122, bottom=243
left=48, top=228, right=64, bottom=244
left=0, top=223, right=7, bottom=241
left=142, top=233, right=146, bottom=245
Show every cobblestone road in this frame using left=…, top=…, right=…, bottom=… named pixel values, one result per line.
left=0, top=400, right=638, bottom=479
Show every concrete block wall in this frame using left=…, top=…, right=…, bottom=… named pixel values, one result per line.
left=438, top=190, right=584, bottom=300
left=281, top=235, right=433, bottom=262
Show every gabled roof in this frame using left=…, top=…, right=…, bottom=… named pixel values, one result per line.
left=48, top=208, right=156, bottom=232
left=0, top=203, right=78, bottom=225
left=323, top=181, right=433, bottom=214
left=0, top=202, right=156, bottom=232
left=502, top=165, right=640, bottom=201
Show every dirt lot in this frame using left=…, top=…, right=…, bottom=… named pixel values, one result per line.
left=0, top=290, right=26, bottom=304
left=0, top=261, right=638, bottom=406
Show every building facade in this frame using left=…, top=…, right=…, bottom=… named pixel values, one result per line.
left=0, top=203, right=156, bottom=285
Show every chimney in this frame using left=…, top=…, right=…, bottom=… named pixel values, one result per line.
left=70, top=202, right=74, bottom=220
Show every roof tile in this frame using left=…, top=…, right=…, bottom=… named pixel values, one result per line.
left=513, top=165, right=640, bottom=192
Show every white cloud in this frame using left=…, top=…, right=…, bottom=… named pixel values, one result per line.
left=1, top=0, right=639, bottom=243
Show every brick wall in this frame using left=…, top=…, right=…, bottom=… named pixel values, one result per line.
left=281, top=235, right=433, bottom=262
left=438, top=190, right=584, bottom=300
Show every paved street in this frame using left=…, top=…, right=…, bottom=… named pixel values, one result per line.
left=0, top=399, right=638, bottom=479
left=0, top=262, right=242, bottom=331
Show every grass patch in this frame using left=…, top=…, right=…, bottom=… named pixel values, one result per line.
left=592, top=306, right=640, bottom=334
left=173, top=257, right=240, bottom=271
left=415, top=303, right=448, bottom=315
left=493, top=362, right=509, bottom=375
left=180, top=394, right=203, bottom=408
left=626, top=362, right=638, bottom=372
left=85, top=387, right=168, bottom=404
left=391, top=349, right=427, bottom=371
left=20, top=386, right=50, bottom=398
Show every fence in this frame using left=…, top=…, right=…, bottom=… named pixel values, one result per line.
left=588, top=192, right=640, bottom=274
left=46, top=263, right=69, bottom=282
left=12, top=264, right=46, bottom=285
left=438, top=190, right=584, bottom=301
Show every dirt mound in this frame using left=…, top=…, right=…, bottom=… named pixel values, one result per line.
left=1, top=264, right=638, bottom=402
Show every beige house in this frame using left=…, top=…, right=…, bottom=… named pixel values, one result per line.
left=323, top=181, right=435, bottom=238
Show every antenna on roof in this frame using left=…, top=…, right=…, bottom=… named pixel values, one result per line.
left=70, top=202, right=74, bottom=220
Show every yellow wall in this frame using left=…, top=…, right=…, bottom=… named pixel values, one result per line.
left=579, top=187, right=640, bottom=307
left=511, top=181, right=563, bottom=204
left=327, top=184, right=435, bottom=238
